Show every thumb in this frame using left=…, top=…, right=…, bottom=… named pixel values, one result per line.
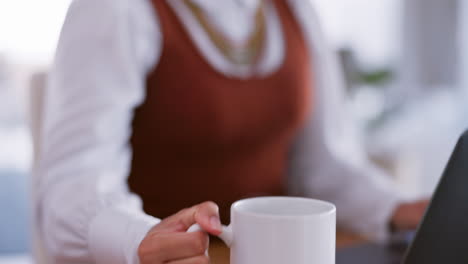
left=159, top=201, right=223, bottom=235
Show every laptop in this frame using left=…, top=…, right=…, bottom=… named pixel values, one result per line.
left=337, top=130, right=468, bottom=264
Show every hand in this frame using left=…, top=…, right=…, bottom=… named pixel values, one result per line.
left=138, top=201, right=222, bottom=264
left=390, top=200, right=430, bottom=231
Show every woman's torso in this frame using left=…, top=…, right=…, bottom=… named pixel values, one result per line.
left=128, top=0, right=313, bottom=223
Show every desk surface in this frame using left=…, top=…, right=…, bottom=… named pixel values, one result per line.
left=209, top=230, right=365, bottom=264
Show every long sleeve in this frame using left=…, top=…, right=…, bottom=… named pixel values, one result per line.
left=288, top=0, right=403, bottom=241
left=35, top=0, right=162, bottom=263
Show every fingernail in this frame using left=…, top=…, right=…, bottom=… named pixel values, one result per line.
left=210, top=216, right=222, bottom=231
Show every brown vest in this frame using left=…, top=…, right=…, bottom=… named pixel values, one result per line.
left=128, top=0, right=313, bottom=223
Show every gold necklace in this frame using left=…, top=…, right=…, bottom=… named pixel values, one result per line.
left=183, top=0, right=266, bottom=66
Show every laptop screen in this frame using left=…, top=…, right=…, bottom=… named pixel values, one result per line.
left=403, top=130, right=468, bottom=263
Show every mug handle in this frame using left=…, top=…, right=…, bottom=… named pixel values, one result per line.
left=188, top=224, right=233, bottom=247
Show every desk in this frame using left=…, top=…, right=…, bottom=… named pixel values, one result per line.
left=209, top=230, right=366, bottom=263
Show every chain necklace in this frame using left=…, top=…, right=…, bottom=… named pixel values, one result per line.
left=183, top=0, right=266, bottom=66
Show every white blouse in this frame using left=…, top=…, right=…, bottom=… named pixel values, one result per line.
left=36, top=0, right=402, bottom=263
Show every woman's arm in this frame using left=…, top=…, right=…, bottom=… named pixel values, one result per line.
left=287, top=0, right=403, bottom=241
left=35, top=0, right=162, bottom=262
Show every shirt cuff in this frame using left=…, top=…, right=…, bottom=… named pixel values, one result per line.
left=366, top=193, right=402, bottom=242
left=88, top=206, right=160, bottom=264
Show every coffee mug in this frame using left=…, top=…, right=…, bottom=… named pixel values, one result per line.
left=190, top=196, right=336, bottom=264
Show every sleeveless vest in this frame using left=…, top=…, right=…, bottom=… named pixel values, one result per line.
left=128, top=0, right=313, bottom=223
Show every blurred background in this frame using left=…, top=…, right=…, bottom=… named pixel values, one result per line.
left=1, top=0, right=468, bottom=262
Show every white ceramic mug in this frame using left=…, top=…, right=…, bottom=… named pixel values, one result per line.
left=190, top=196, right=336, bottom=264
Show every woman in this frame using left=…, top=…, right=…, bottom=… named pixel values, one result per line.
left=37, top=0, right=427, bottom=263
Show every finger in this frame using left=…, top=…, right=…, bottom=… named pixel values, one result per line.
left=415, top=201, right=430, bottom=218
left=144, top=231, right=209, bottom=262
left=167, top=255, right=210, bottom=264
left=159, top=201, right=222, bottom=235
left=398, top=200, right=430, bottom=230
left=410, top=201, right=429, bottom=217
left=418, top=200, right=430, bottom=210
